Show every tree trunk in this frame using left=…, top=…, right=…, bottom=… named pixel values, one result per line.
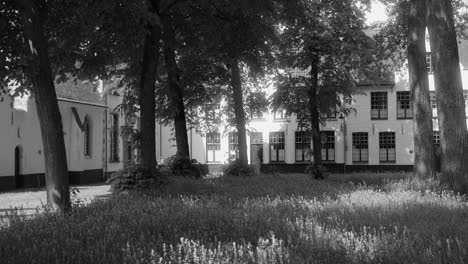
left=427, top=0, right=468, bottom=193
left=17, top=0, right=70, bottom=213
left=139, top=22, right=161, bottom=168
left=408, top=0, right=435, bottom=179
left=309, top=53, right=322, bottom=176
left=161, top=14, right=190, bottom=159
left=230, top=57, right=248, bottom=167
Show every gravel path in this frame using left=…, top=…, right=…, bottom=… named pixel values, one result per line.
left=0, top=184, right=111, bottom=217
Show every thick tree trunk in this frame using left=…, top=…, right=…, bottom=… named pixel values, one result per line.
left=162, top=14, right=190, bottom=159
left=230, top=57, right=248, bottom=167
left=408, top=0, right=435, bottom=179
left=427, top=0, right=468, bottom=193
left=139, top=23, right=161, bottom=168
left=18, top=0, right=70, bottom=213
left=309, top=53, right=322, bottom=173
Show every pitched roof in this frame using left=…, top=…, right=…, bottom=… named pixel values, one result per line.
left=55, top=78, right=104, bottom=104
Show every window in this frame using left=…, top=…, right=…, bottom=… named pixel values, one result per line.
left=433, top=130, right=440, bottom=145
left=426, top=52, right=432, bottom=73
left=228, top=132, right=239, bottom=159
left=371, top=92, right=388, bottom=120
left=251, top=110, right=264, bottom=119
left=273, top=109, right=287, bottom=120
left=206, top=132, right=221, bottom=163
left=269, top=132, right=285, bottom=162
left=83, top=116, right=91, bottom=156
left=206, top=103, right=220, bottom=120
left=321, top=111, right=337, bottom=119
left=379, top=132, right=396, bottom=162
left=464, top=91, right=468, bottom=114
left=430, top=91, right=437, bottom=117
left=352, top=132, right=368, bottom=163
left=320, top=131, right=335, bottom=162
left=110, top=113, right=119, bottom=162
left=397, top=91, right=413, bottom=119
left=295, top=131, right=311, bottom=162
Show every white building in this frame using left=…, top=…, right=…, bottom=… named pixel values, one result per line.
left=0, top=79, right=136, bottom=191
left=156, top=39, right=468, bottom=173
left=1, top=40, right=467, bottom=191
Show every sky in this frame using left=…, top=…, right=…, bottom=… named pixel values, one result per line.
left=365, top=1, right=388, bottom=25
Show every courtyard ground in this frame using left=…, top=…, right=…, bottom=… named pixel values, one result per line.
left=0, top=173, right=467, bottom=264
left=0, top=184, right=111, bottom=217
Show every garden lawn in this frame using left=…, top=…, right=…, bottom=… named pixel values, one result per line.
left=0, top=173, right=467, bottom=264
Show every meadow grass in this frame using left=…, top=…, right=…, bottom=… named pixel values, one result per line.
left=0, top=173, right=467, bottom=263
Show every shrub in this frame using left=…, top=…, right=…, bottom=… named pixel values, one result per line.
left=223, top=159, right=258, bottom=177
left=106, top=164, right=167, bottom=192
left=163, top=153, right=207, bottom=179
left=305, top=163, right=329, bottom=179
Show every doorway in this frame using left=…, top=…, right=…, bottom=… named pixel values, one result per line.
left=15, top=145, right=23, bottom=188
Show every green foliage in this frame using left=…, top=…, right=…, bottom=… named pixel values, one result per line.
left=222, top=159, right=258, bottom=177
left=305, top=163, right=330, bottom=180
left=1, top=174, right=468, bottom=263
left=163, top=153, right=208, bottom=179
left=106, top=164, right=168, bottom=192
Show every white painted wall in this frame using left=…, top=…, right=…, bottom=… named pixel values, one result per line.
left=0, top=95, right=106, bottom=178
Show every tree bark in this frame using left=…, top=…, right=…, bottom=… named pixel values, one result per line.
left=427, top=0, right=468, bottom=193
left=161, top=14, right=190, bottom=159
left=309, top=53, right=322, bottom=174
left=139, top=22, right=161, bottom=168
left=408, top=0, right=435, bottom=179
left=17, top=0, right=70, bottom=213
left=230, top=57, right=248, bottom=167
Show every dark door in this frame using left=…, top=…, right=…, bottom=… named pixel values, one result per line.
left=15, top=146, right=23, bottom=188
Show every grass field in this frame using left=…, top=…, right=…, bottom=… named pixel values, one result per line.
left=0, top=173, right=467, bottom=263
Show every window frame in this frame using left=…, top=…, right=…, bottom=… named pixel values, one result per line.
left=83, top=116, right=91, bottom=157
left=379, top=132, right=396, bottom=163
left=433, top=130, right=440, bottom=146
left=295, top=131, right=311, bottom=162
left=352, top=132, right=369, bottom=163
left=269, top=131, right=285, bottom=162
left=320, top=131, right=335, bottom=162
left=396, top=91, right=413, bottom=119
left=206, top=132, right=221, bottom=163
left=426, top=52, right=433, bottom=73
left=110, top=113, right=120, bottom=163
left=228, top=132, right=239, bottom=159
left=371, top=92, right=388, bottom=120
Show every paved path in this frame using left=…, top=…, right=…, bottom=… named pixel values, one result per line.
left=0, top=184, right=111, bottom=217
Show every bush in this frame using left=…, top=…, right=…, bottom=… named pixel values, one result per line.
left=305, top=163, right=329, bottom=179
left=106, top=164, right=167, bottom=193
left=223, top=159, right=258, bottom=177
left=163, top=153, right=207, bottom=179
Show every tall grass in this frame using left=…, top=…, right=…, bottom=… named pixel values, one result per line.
left=0, top=173, right=467, bottom=263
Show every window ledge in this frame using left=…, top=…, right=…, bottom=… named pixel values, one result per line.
left=397, top=117, right=413, bottom=120
left=379, top=161, right=396, bottom=164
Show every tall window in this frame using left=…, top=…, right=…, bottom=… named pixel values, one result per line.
left=110, top=113, right=119, bottom=162
left=228, top=132, right=238, bottom=159
left=371, top=92, right=388, bottom=120
left=352, top=132, right=368, bottom=163
left=426, top=52, right=432, bottom=73
left=430, top=91, right=437, bottom=117
left=206, top=132, right=221, bottom=163
left=320, top=131, right=335, bottom=162
left=269, top=132, right=285, bottom=162
left=83, top=116, right=91, bottom=156
left=295, top=131, right=311, bottom=162
left=433, top=130, right=440, bottom=145
left=206, top=103, right=220, bottom=121
left=379, top=132, right=396, bottom=162
left=397, top=91, right=412, bottom=119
